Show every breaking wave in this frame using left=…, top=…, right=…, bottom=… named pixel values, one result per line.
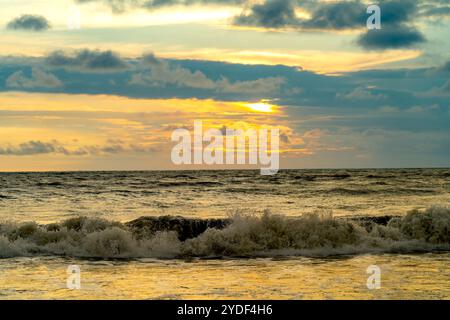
left=0, top=206, right=449, bottom=259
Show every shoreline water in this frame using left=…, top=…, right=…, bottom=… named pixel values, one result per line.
left=1, top=253, right=449, bottom=299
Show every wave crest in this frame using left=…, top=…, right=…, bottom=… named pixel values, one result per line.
left=0, top=206, right=449, bottom=259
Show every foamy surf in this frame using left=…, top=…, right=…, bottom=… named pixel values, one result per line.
left=0, top=206, right=449, bottom=259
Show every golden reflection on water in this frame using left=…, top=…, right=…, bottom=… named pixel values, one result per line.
left=0, top=254, right=449, bottom=299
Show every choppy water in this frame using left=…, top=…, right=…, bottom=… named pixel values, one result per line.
left=1, top=168, right=449, bottom=222
left=0, top=169, right=449, bottom=299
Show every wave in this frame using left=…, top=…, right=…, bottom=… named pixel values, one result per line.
left=291, top=173, right=351, bottom=181
left=327, top=187, right=438, bottom=196
left=320, top=173, right=352, bottom=179
left=327, top=188, right=373, bottom=195
left=0, top=206, right=449, bottom=259
left=35, top=181, right=64, bottom=187
left=157, top=181, right=222, bottom=187
left=293, top=175, right=316, bottom=181
left=0, top=194, right=15, bottom=200
left=366, top=174, right=395, bottom=179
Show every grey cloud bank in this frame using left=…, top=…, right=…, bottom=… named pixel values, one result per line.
left=6, top=14, right=50, bottom=31
left=1, top=50, right=449, bottom=109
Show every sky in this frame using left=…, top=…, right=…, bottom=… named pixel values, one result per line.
left=0, top=0, right=449, bottom=171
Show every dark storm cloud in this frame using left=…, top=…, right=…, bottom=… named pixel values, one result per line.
left=378, top=0, right=419, bottom=25
left=356, top=0, right=426, bottom=50
left=233, top=0, right=428, bottom=49
left=299, top=1, right=367, bottom=30
left=234, top=0, right=419, bottom=30
left=234, top=0, right=299, bottom=29
left=45, top=49, right=129, bottom=71
left=357, top=26, right=426, bottom=50
left=6, top=14, right=51, bottom=31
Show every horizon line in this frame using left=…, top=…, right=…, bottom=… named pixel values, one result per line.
left=0, top=166, right=449, bottom=174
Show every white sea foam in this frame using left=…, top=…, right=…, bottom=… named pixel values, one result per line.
left=0, top=206, right=449, bottom=259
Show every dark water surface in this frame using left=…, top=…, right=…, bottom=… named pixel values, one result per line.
left=0, top=168, right=448, bottom=223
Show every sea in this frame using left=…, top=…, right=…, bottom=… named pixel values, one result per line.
left=0, top=168, right=449, bottom=299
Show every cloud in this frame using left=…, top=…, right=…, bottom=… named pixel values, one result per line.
left=357, top=26, right=426, bottom=50
left=421, top=80, right=450, bottom=97
left=76, top=0, right=130, bottom=13
left=0, top=50, right=289, bottom=98
left=216, top=77, right=285, bottom=94
left=0, top=140, right=156, bottom=156
left=235, top=0, right=419, bottom=30
left=76, top=0, right=445, bottom=58
left=337, top=87, right=386, bottom=101
left=76, top=0, right=247, bottom=13
left=439, top=60, right=450, bottom=72
left=6, top=68, right=63, bottom=89
left=233, top=0, right=427, bottom=50
left=75, top=0, right=447, bottom=37
left=1, top=50, right=448, bottom=109
left=0, top=141, right=66, bottom=156
left=130, top=53, right=285, bottom=94
left=234, top=0, right=299, bottom=29
left=131, top=55, right=216, bottom=89
left=356, top=0, right=426, bottom=50
left=379, top=0, right=419, bottom=25
left=378, top=105, right=399, bottom=113
left=6, top=14, right=50, bottom=31
left=407, top=104, right=440, bottom=113
left=71, top=0, right=431, bottom=53
left=45, top=49, right=128, bottom=72
left=299, top=1, right=367, bottom=30
left=419, top=4, right=450, bottom=17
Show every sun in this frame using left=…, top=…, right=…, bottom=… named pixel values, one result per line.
left=246, top=102, right=275, bottom=113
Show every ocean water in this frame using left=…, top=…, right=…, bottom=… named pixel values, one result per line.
left=1, top=168, right=449, bottom=222
left=0, top=168, right=449, bottom=299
